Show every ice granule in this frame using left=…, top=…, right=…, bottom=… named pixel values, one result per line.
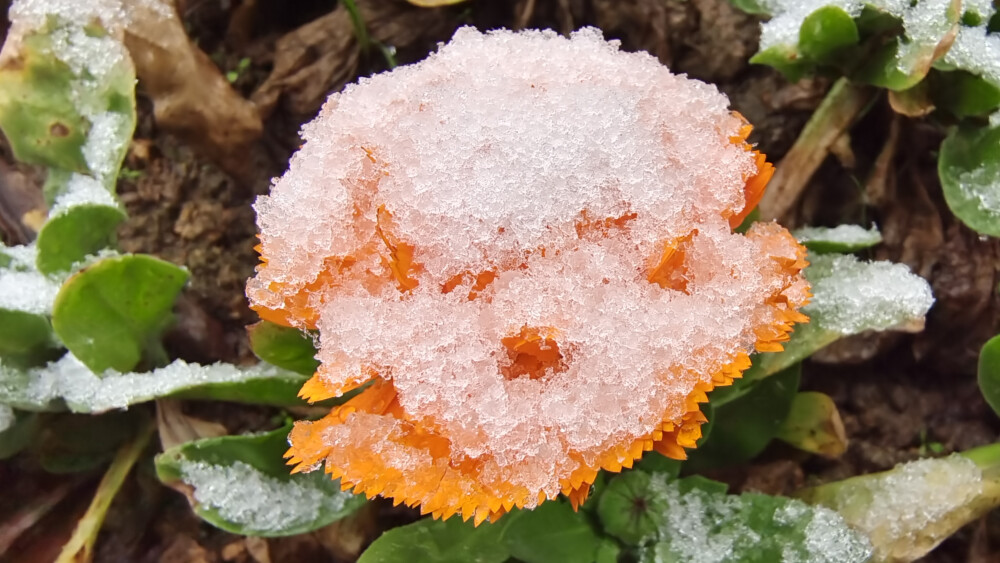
left=49, top=174, right=119, bottom=216
left=793, top=224, right=881, bottom=246
left=804, top=253, right=934, bottom=335
left=81, top=111, right=130, bottom=182
left=179, top=459, right=349, bottom=533
left=8, top=0, right=128, bottom=37
left=823, top=455, right=985, bottom=562
left=955, top=163, right=1000, bottom=222
left=0, top=404, right=14, bottom=433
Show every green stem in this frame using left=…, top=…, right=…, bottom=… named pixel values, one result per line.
left=55, top=418, right=154, bottom=563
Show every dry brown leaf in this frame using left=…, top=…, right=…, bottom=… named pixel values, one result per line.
left=156, top=399, right=227, bottom=452
left=253, top=0, right=456, bottom=120
left=123, top=0, right=262, bottom=179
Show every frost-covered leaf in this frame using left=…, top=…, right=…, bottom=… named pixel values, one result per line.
left=776, top=392, right=848, bottom=458
left=754, top=0, right=959, bottom=90
left=746, top=253, right=934, bottom=380
left=686, top=364, right=801, bottom=471
left=794, top=224, right=882, bottom=253
left=798, top=453, right=1000, bottom=562
left=359, top=515, right=511, bottom=563
left=1, top=353, right=308, bottom=413
left=938, top=123, right=1000, bottom=237
left=248, top=320, right=320, bottom=376
left=156, top=426, right=365, bottom=537
left=52, top=254, right=188, bottom=373
left=977, top=334, right=1000, bottom=418
left=940, top=16, right=1000, bottom=90
left=0, top=244, right=61, bottom=316
left=35, top=195, right=126, bottom=274
left=0, top=5, right=135, bottom=185
left=600, top=471, right=871, bottom=562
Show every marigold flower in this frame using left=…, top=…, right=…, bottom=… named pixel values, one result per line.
left=246, top=27, right=810, bottom=525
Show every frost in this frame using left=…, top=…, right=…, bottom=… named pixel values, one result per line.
left=793, top=224, right=881, bottom=246
left=0, top=354, right=302, bottom=412
left=0, top=245, right=61, bottom=315
left=808, top=456, right=990, bottom=562
left=951, top=147, right=1000, bottom=225
left=804, top=253, right=934, bottom=335
left=0, top=404, right=14, bottom=433
left=179, top=459, right=350, bottom=534
left=943, top=25, right=1000, bottom=88
left=639, top=475, right=871, bottom=563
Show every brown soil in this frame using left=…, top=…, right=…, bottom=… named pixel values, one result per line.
left=1, top=0, right=999, bottom=561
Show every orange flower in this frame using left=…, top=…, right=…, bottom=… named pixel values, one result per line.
left=247, top=28, right=809, bottom=526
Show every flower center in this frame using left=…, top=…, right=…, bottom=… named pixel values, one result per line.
left=500, top=326, right=565, bottom=381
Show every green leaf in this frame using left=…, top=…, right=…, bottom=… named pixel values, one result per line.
left=929, top=70, right=1000, bottom=118
left=52, top=254, right=188, bottom=373
left=0, top=407, right=38, bottom=459
left=939, top=123, right=1000, bottom=237
left=853, top=39, right=928, bottom=90
left=248, top=321, right=320, bottom=376
left=35, top=204, right=126, bottom=274
left=501, top=501, right=603, bottom=563
left=750, top=45, right=813, bottom=83
left=685, top=364, right=801, bottom=471
left=0, top=309, right=59, bottom=367
left=793, top=224, right=882, bottom=254
left=977, top=335, right=1000, bottom=418
left=0, top=31, right=90, bottom=172
left=799, top=6, right=860, bottom=64
left=728, top=0, right=770, bottom=16
left=156, top=425, right=365, bottom=537
left=34, top=410, right=140, bottom=473
left=360, top=516, right=511, bottom=563
left=776, top=392, right=848, bottom=458
left=635, top=473, right=871, bottom=562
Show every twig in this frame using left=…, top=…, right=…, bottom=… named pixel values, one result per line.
left=758, top=78, right=875, bottom=223
left=54, top=419, right=154, bottom=563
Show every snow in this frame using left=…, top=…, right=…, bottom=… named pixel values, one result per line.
left=0, top=404, right=14, bottom=433
left=179, top=459, right=351, bottom=533
left=48, top=174, right=119, bottom=216
left=0, top=245, right=61, bottom=315
left=804, top=253, right=934, bottom=335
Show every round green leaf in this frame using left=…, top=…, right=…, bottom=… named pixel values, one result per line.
left=799, top=6, right=860, bottom=63
left=36, top=204, right=126, bottom=274
left=248, top=321, right=320, bottom=376
left=750, top=46, right=813, bottom=83
left=0, top=309, right=59, bottom=366
left=156, top=425, right=365, bottom=537
left=776, top=391, right=848, bottom=458
left=978, top=334, right=1000, bottom=417
left=52, top=254, right=189, bottom=373
left=939, top=124, right=1000, bottom=237
left=929, top=70, right=1000, bottom=118
left=685, top=364, right=801, bottom=471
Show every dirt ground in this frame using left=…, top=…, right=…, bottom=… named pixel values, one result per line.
left=1, top=0, right=999, bottom=561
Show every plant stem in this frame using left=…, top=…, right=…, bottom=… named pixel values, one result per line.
left=55, top=418, right=154, bottom=563
left=758, top=77, right=875, bottom=222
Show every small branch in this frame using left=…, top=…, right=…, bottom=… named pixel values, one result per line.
left=55, top=419, right=154, bottom=563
